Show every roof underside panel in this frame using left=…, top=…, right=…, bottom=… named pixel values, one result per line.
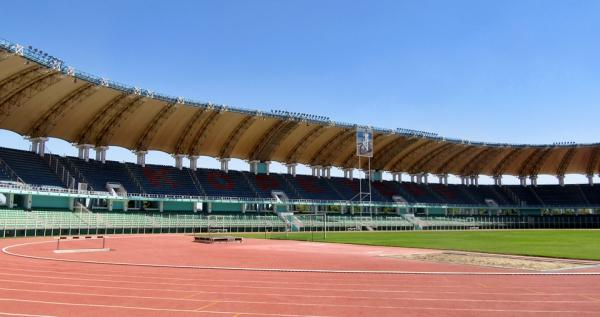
left=0, top=49, right=598, bottom=176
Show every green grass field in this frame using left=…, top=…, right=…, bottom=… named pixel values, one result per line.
left=240, top=230, right=600, bottom=261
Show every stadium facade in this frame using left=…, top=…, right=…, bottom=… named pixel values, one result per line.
left=0, top=37, right=599, bottom=236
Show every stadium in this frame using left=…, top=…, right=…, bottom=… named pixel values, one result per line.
left=0, top=33, right=600, bottom=317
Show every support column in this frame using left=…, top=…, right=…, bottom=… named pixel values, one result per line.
left=30, top=138, right=39, bottom=154
left=24, top=194, right=32, bottom=210
left=323, top=166, right=332, bottom=179
left=68, top=197, right=74, bottom=211
left=29, top=137, right=48, bottom=157
left=107, top=200, right=113, bottom=212
left=471, top=175, right=479, bottom=186
left=95, top=146, right=108, bottom=163
left=519, top=176, right=527, bottom=186
left=135, top=150, right=147, bottom=167
left=189, top=155, right=199, bottom=171
left=392, top=172, right=401, bottom=182
left=158, top=201, right=164, bottom=212
left=207, top=202, right=212, bottom=214
left=344, top=168, right=354, bottom=180
left=586, top=174, right=594, bottom=186
left=174, top=154, right=185, bottom=170
left=410, top=173, right=417, bottom=183
left=313, top=166, right=322, bottom=178
left=7, top=193, right=14, bottom=208
left=421, top=173, right=428, bottom=184
left=123, top=200, right=128, bottom=212
left=437, top=174, right=445, bottom=185
left=249, top=160, right=259, bottom=175
left=493, top=175, right=502, bottom=186
left=286, top=163, right=297, bottom=177
left=219, top=158, right=230, bottom=173
left=529, top=175, right=537, bottom=187
left=557, top=174, right=565, bottom=186
left=76, top=144, right=93, bottom=162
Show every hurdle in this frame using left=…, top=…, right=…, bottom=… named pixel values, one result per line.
left=54, top=235, right=111, bottom=253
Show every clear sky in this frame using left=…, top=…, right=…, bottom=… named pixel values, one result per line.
left=1, top=0, right=599, bottom=184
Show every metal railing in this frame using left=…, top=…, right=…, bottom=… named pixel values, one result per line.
left=2, top=182, right=600, bottom=210
left=0, top=158, right=25, bottom=184
left=2, top=211, right=600, bottom=238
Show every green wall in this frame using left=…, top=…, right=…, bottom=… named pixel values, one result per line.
left=32, top=195, right=70, bottom=209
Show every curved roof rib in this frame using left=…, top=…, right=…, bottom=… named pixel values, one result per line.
left=0, top=38, right=598, bottom=177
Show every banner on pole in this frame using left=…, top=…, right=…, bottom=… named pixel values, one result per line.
left=356, top=127, right=374, bottom=157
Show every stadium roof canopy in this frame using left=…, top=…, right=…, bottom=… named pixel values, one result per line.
left=0, top=38, right=599, bottom=178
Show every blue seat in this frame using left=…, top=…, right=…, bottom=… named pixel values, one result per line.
left=0, top=147, right=63, bottom=187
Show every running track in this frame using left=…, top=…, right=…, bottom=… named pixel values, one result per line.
left=0, top=234, right=599, bottom=317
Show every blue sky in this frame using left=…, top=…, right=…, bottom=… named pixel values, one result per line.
left=1, top=0, right=599, bottom=184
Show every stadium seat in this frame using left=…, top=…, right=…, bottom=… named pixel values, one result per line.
left=0, top=147, right=64, bottom=188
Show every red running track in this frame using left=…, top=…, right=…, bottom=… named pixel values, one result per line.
left=0, top=234, right=599, bottom=317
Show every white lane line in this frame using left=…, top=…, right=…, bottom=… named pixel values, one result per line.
left=0, top=313, right=55, bottom=317
left=1, top=266, right=596, bottom=295
left=0, top=298, right=327, bottom=317
left=4, top=239, right=600, bottom=276
left=2, top=271, right=600, bottom=298
left=0, top=281, right=599, bottom=306
left=0, top=297, right=597, bottom=315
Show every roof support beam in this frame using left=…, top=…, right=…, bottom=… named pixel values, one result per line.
left=556, top=147, right=576, bottom=177
left=406, top=142, right=454, bottom=174
left=0, top=65, right=42, bottom=93
left=173, top=107, right=206, bottom=154
left=368, top=137, right=419, bottom=170
left=317, top=129, right=356, bottom=166
left=134, top=102, right=177, bottom=151
left=28, top=83, right=96, bottom=137
left=491, top=148, right=522, bottom=177
left=188, top=110, right=222, bottom=156
left=518, top=147, right=552, bottom=177
left=285, top=125, right=327, bottom=163
left=309, top=129, right=354, bottom=166
left=76, top=93, right=128, bottom=144
left=459, top=147, right=499, bottom=176
left=586, top=147, right=600, bottom=176
left=219, top=115, right=257, bottom=158
left=390, top=140, right=435, bottom=171
left=95, top=95, right=145, bottom=146
left=250, top=120, right=299, bottom=161
left=432, top=145, right=477, bottom=175
left=0, top=70, right=62, bottom=122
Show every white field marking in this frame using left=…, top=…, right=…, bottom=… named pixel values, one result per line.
left=0, top=265, right=494, bottom=289
left=0, top=298, right=327, bottom=317
left=0, top=296, right=598, bottom=316
left=0, top=313, right=55, bottom=317
left=0, top=266, right=595, bottom=296
left=2, top=271, right=600, bottom=299
left=5, top=239, right=600, bottom=276
left=0, top=281, right=599, bottom=307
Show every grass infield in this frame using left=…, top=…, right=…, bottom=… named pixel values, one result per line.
left=239, top=230, right=600, bottom=261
